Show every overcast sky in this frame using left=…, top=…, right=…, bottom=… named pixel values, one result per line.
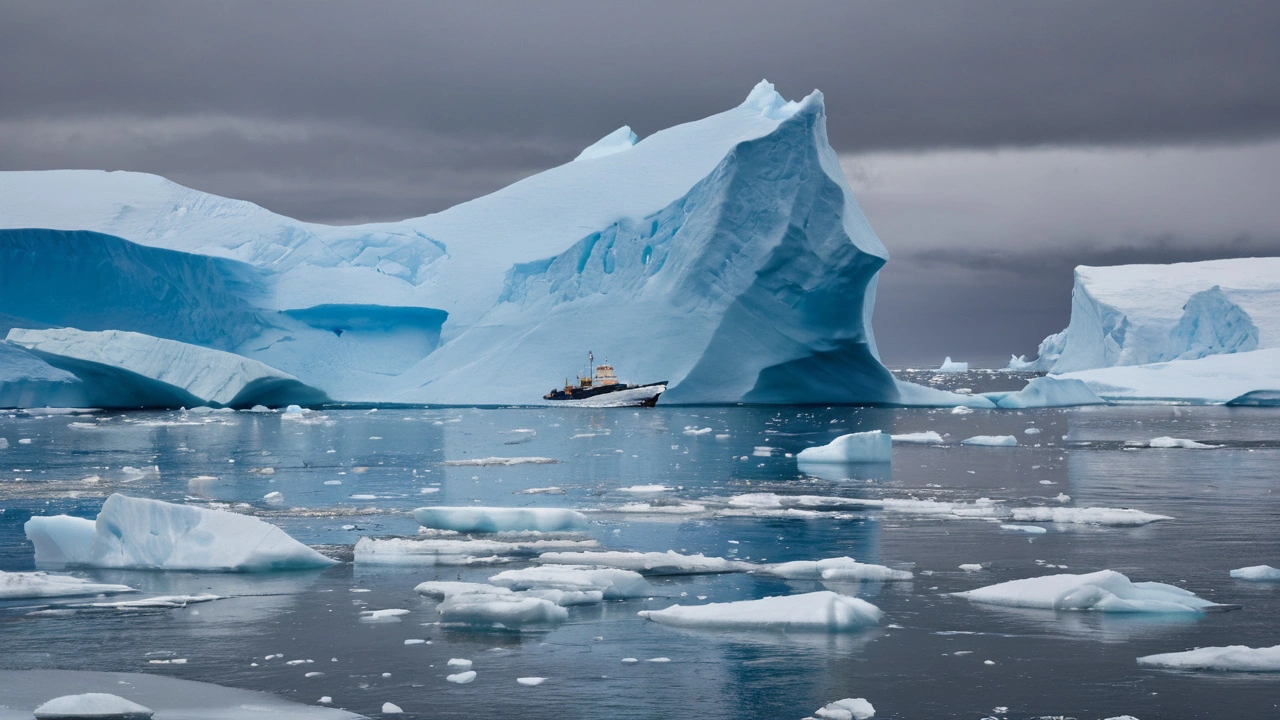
left=4, top=1, right=1280, bottom=365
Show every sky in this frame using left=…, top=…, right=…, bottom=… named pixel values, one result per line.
left=4, top=0, right=1280, bottom=365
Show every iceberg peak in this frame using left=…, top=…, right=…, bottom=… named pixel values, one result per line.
left=574, top=125, right=640, bottom=162
left=740, top=79, right=806, bottom=120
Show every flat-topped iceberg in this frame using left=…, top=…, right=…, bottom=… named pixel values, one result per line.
left=412, top=507, right=589, bottom=533
left=437, top=593, right=568, bottom=629
left=0, top=570, right=135, bottom=600
left=33, top=693, right=154, bottom=720
left=536, top=550, right=753, bottom=575
left=889, top=431, right=943, bottom=444
left=7, top=328, right=327, bottom=409
left=639, top=591, right=882, bottom=632
left=955, top=570, right=1218, bottom=613
left=759, top=557, right=912, bottom=582
left=960, top=435, right=1017, bottom=447
left=1058, top=348, right=1280, bottom=404
left=1230, top=565, right=1280, bottom=581
left=488, top=565, right=655, bottom=599
left=25, top=494, right=335, bottom=571
left=1137, top=645, right=1280, bottom=672
left=796, top=431, right=892, bottom=463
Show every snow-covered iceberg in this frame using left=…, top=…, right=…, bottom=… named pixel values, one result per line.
left=412, top=507, right=589, bottom=533
left=7, top=328, right=327, bottom=409
left=0, top=81, right=903, bottom=406
left=796, top=431, right=892, bottom=463
left=638, top=591, right=882, bottom=632
left=1137, top=645, right=1280, bottom=672
left=25, top=494, right=336, bottom=571
left=955, top=570, right=1219, bottom=613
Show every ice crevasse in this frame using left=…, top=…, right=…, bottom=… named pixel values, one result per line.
left=0, top=81, right=925, bottom=407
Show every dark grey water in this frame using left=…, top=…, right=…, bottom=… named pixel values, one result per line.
left=1, top=397, right=1278, bottom=719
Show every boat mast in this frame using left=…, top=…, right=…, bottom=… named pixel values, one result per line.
left=589, top=351, right=594, bottom=385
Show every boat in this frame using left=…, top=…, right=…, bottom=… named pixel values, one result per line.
left=543, top=352, right=666, bottom=407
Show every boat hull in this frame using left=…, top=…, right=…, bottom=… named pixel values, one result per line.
left=545, top=383, right=666, bottom=408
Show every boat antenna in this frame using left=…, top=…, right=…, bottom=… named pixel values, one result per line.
left=589, top=351, right=594, bottom=385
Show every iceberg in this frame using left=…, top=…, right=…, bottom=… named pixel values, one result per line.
left=0, top=570, right=135, bottom=600
left=437, top=593, right=568, bottom=629
left=355, top=535, right=598, bottom=565
left=412, top=507, right=590, bottom=533
left=1057, top=348, right=1280, bottom=404
left=0, top=341, right=87, bottom=409
left=955, top=570, right=1219, bottom=613
left=1230, top=565, right=1280, bottom=581
left=0, top=81, right=903, bottom=407
left=985, top=376, right=1104, bottom=409
left=414, top=581, right=515, bottom=600
left=1225, top=389, right=1280, bottom=406
left=795, top=431, right=892, bottom=463
left=536, top=550, right=753, bottom=575
left=488, top=565, right=655, bottom=599
left=1148, top=436, right=1218, bottom=449
left=760, top=557, right=912, bottom=582
left=1006, top=507, right=1172, bottom=526
left=24, top=494, right=336, bottom=572
left=1137, top=645, right=1280, bottom=672
left=960, top=435, right=1017, bottom=447
left=889, top=431, right=944, bottom=444
left=7, top=327, right=327, bottom=409
left=33, top=693, right=154, bottom=720
left=936, top=357, right=968, bottom=373
left=811, top=698, right=876, bottom=720
left=1001, top=354, right=1035, bottom=372
left=638, top=591, right=882, bottom=632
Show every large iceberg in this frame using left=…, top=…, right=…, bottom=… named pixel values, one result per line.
left=24, top=494, right=336, bottom=571
left=0, top=81, right=904, bottom=406
left=7, top=327, right=327, bottom=409
left=1057, top=348, right=1280, bottom=404
left=955, top=570, right=1219, bottom=613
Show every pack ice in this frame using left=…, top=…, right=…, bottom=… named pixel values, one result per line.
left=955, top=570, right=1219, bottom=613
left=1018, top=257, right=1280, bottom=402
left=24, top=494, right=336, bottom=571
left=638, top=591, right=882, bottom=632
left=0, top=81, right=908, bottom=407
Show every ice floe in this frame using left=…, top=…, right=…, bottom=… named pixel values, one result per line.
left=810, top=697, right=876, bottom=720
left=516, top=677, right=547, bottom=686
left=639, top=591, right=881, bottom=632
left=758, top=557, right=911, bottom=582
left=535, top=550, right=753, bottom=575
left=1148, top=436, right=1219, bottom=449
left=488, top=565, right=655, bottom=599
left=32, top=693, right=154, bottom=720
left=956, top=570, right=1220, bottom=613
left=446, top=670, right=477, bottom=684
left=438, top=593, right=567, bottom=629
left=413, top=506, right=589, bottom=533
left=0, top=570, right=135, bottom=599
left=889, top=431, right=944, bottom=444
left=85, top=594, right=220, bottom=609
left=24, top=494, right=335, bottom=571
left=796, top=431, right=891, bottom=463
left=354, top=535, right=598, bottom=566
left=960, top=435, right=1017, bottom=447
left=441, top=457, right=557, bottom=466
left=1137, top=644, right=1280, bottom=672
left=1230, top=565, right=1280, bottom=581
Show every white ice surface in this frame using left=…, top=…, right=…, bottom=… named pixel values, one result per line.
left=24, top=494, right=335, bottom=572
left=0, top=571, right=135, bottom=600
left=488, top=565, right=655, bottom=599
left=1137, top=644, right=1280, bottom=672
left=812, top=697, right=876, bottom=720
left=32, top=693, right=153, bottom=719
left=354, top=535, right=597, bottom=565
left=960, top=435, right=1017, bottom=447
left=796, top=431, right=891, bottom=463
left=535, top=550, right=753, bottom=575
left=1230, top=565, right=1280, bottom=581
left=956, top=570, right=1218, bottom=613
left=638, top=591, right=881, bottom=632
left=412, top=507, right=589, bottom=533
left=1057, top=348, right=1280, bottom=404
left=987, top=376, right=1104, bottom=408
left=574, top=126, right=639, bottom=161
left=759, top=557, right=911, bottom=582
left=437, top=594, right=567, bottom=629
left=936, top=357, right=968, bottom=373
left=1148, top=437, right=1218, bottom=449
left=889, top=431, right=943, bottom=444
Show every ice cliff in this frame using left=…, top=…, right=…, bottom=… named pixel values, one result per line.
left=0, top=81, right=899, bottom=406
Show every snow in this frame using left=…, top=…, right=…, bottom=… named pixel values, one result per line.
left=1148, top=436, right=1218, bottom=449
left=796, top=431, right=892, bottom=463
left=638, top=591, right=882, bottom=632
left=889, top=431, right=943, bottom=444
left=32, top=693, right=154, bottom=719
left=986, top=376, right=1104, bottom=408
left=812, top=697, right=876, bottom=720
left=0, top=571, right=135, bottom=599
left=960, top=435, right=1017, bottom=447
left=936, top=357, right=968, bottom=373
left=488, top=565, right=655, bottom=599
left=1137, top=644, right=1280, bottom=672
left=1230, top=565, right=1280, bottom=581
left=535, top=550, right=753, bottom=575
left=412, top=507, right=589, bottom=533
left=0, top=81, right=902, bottom=407
left=6, top=328, right=327, bottom=409
left=956, top=570, right=1219, bottom=613
left=24, top=494, right=336, bottom=571
left=574, top=126, right=639, bottom=162
left=760, top=557, right=911, bottom=582
left=1058, top=348, right=1280, bottom=404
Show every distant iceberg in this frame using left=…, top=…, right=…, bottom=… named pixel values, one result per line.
left=955, top=569, right=1218, bottom=613
left=25, top=494, right=336, bottom=572
left=936, top=357, right=968, bottom=373
left=639, top=591, right=882, bottom=632
left=983, top=376, right=1104, bottom=409
left=1138, top=645, right=1280, bottom=672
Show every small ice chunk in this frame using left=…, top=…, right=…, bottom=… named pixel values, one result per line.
left=413, top=507, right=588, bottom=533
left=382, top=702, right=403, bottom=713
left=438, top=594, right=568, bottom=628
left=1137, top=644, right=1280, bottom=671
left=960, top=435, right=1017, bottom=447
left=618, top=485, right=672, bottom=493
left=1149, top=437, right=1219, bottom=449
left=957, top=569, right=1219, bottom=613
left=446, top=671, right=477, bottom=684
left=796, top=431, right=892, bottom=463
left=446, top=658, right=472, bottom=669
left=0, top=570, right=135, bottom=599
left=359, top=608, right=410, bottom=623
left=1024, top=427, right=1042, bottom=435
left=638, top=591, right=881, bottom=632
left=813, top=697, right=876, bottom=720
left=1000, top=524, right=1047, bottom=534
left=516, top=677, right=546, bottom=686
left=318, top=696, right=332, bottom=704
left=404, top=639, right=425, bottom=645
left=33, top=693, right=154, bottom=719
left=959, top=564, right=985, bottom=572
left=620, top=658, right=638, bottom=663
left=760, top=557, right=910, bottom=582
left=537, top=550, right=752, bottom=575
left=414, top=581, right=514, bottom=600
left=263, top=491, right=284, bottom=504
left=489, top=565, right=654, bottom=598
left=442, top=457, right=557, bottom=466
left=1008, top=506, right=1171, bottom=526
left=889, top=431, right=943, bottom=444
left=1230, top=565, right=1280, bottom=581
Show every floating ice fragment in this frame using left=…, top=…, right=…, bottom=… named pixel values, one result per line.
left=33, top=693, right=154, bottom=719
left=537, top=550, right=752, bottom=575
left=960, top=435, right=1017, bottom=447
left=1137, top=644, right=1280, bottom=671
left=489, top=565, right=655, bottom=599
left=263, top=491, right=284, bottom=504
left=957, top=570, right=1220, bottom=613
left=1148, top=437, right=1219, bottom=449
left=618, top=485, right=672, bottom=493
left=1230, top=565, right=1280, bottom=581
left=1000, top=524, right=1047, bottom=534
left=447, top=658, right=472, bottom=669
left=959, top=564, right=985, bottom=572
left=889, top=431, right=943, bottom=444
left=359, top=609, right=410, bottom=623
left=760, top=557, right=910, bottom=582
left=413, top=507, right=588, bottom=533
left=516, top=677, right=546, bottom=686
left=638, top=591, right=881, bottom=632
left=937, top=357, right=968, bottom=373
left=442, top=457, right=557, bottom=467
left=0, top=570, right=135, bottom=599
left=813, top=697, right=875, bottom=720
left=446, top=671, right=476, bottom=684
left=796, top=431, right=891, bottom=463
left=438, top=594, right=568, bottom=629
left=382, top=702, right=403, bottom=713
